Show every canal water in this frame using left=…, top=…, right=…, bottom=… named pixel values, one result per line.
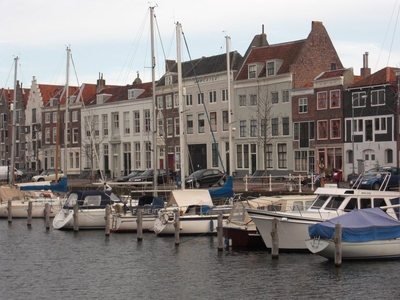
left=1, top=218, right=399, bottom=300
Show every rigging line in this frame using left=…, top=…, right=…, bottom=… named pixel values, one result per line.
left=70, top=54, right=80, bottom=88
left=181, top=29, right=226, bottom=174
left=386, top=1, right=400, bottom=66
left=154, top=13, right=171, bottom=72
left=1, top=59, right=15, bottom=89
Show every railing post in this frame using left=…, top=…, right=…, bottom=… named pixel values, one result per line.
left=298, top=174, right=302, bottom=193
left=288, top=173, right=293, bottom=192
left=311, top=173, right=315, bottom=191
left=269, top=174, right=272, bottom=192
left=244, top=174, right=248, bottom=192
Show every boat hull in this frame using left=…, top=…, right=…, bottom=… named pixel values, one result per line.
left=53, top=209, right=109, bottom=230
left=0, top=200, right=62, bottom=218
left=222, top=225, right=265, bottom=248
left=111, top=214, right=157, bottom=232
left=306, top=238, right=400, bottom=260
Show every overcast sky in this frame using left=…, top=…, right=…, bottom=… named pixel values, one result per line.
left=1, top=0, right=400, bottom=90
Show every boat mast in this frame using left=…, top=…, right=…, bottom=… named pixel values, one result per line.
left=177, top=22, right=185, bottom=190
left=63, top=46, right=70, bottom=180
left=150, top=7, right=158, bottom=196
left=226, top=36, right=233, bottom=176
left=10, top=56, right=18, bottom=187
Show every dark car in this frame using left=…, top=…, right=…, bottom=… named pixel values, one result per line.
left=115, top=170, right=144, bottom=182
left=349, top=166, right=400, bottom=190
left=130, top=169, right=173, bottom=184
left=185, top=169, right=226, bottom=189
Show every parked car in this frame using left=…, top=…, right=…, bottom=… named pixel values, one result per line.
left=0, top=166, right=23, bottom=181
left=130, top=169, right=173, bottom=184
left=185, top=169, right=226, bottom=189
left=349, top=166, right=400, bottom=190
left=115, top=170, right=144, bottom=182
left=32, top=169, right=65, bottom=182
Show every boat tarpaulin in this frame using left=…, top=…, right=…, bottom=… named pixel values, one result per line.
left=167, top=189, right=213, bottom=207
left=308, top=208, right=400, bottom=242
left=20, top=178, right=67, bottom=193
left=209, top=176, right=234, bottom=198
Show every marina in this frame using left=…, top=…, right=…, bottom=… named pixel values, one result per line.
left=1, top=218, right=400, bottom=299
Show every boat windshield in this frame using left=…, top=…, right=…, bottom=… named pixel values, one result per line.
left=323, top=196, right=346, bottom=210
left=309, top=195, right=329, bottom=209
left=65, top=193, right=78, bottom=208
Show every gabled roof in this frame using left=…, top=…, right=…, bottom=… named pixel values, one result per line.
left=348, top=67, right=399, bottom=89
left=315, top=68, right=348, bottom=80
left=0, top=85, right=30, bottom=107
left=235, top=40, right=305, bottom=80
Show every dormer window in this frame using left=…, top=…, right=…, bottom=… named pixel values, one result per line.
left=50, top=98, right=58, bottom=106
left=165, top=75, right=172, bottom=85
left=267, top=61, right=275, bottom=76
left=96, top=94, right=111, bottom=104
left=248, top=65, right=257, bottom=78
left=128, top=89, right=144, bottom=99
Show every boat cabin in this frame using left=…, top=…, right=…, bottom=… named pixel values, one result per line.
left=63, top=190, right=121, bottom=209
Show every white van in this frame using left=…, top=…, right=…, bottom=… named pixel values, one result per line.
left=0, top=166, right=23, bottom=181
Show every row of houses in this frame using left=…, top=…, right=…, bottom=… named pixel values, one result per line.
left=1, top=21, right=399, bottom=181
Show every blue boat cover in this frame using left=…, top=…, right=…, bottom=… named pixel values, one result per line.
left=209, top=176, right=234, bottom=198
left=20, top=178, right=68, bottom=193
left=308, top=208, right=400, bottom=242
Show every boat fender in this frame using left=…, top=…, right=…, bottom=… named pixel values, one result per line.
left=209, top=220, right=214, bottom=232
left=162, top=213, right=169, bottom=225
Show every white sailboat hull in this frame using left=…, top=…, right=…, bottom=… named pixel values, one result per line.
left=0, top=199, right=62, bottom=218
left=53, top=209, right=109, bottom=230
left=111, top=214, right=157, bottom=232
left=305, top=238, right=400, bottom=260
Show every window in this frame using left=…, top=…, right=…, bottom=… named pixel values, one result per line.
left=174, top=117, right=180, bottom=136
left=198, top=113, right=205, bottom=133
left=250, top=94, right=257, bottom=106
left=186, top=94, right=193, bottom=106
left=248, top=65, right=256, bottom=78
left=166, top=95, right=173, bottom=109
left=317, top=120, right=328, bottom=140
left=45, top=127, right=50, bottom=144
left=112, top=113, right=119, bottom=135
left=93, top=115, right=99, bottom=136
left=157, top=96, right=163, bottom=109
left=282, top=117, right=289, bottom=135
left=210, top=112, right=217, bottom=132
left=250, top=120, right=257, bottom=137
left=271, top=118, right=278, bottom=136
left=133, top=111, right=140, bottom=133
left=271, top=92, right=278, bottom=104
left=236, top=145, right=242, bottom=168
left=371, top=89, right=385, bottom=106
left=352, top=92, right=366, bottom=107
left=102, top=114, right=108, bottom=136
left=222, top=89, right=228, bottom=101
left=222, top=110, right=229, bottom=131
left=266, top=144, right=272, bottom=168
left=73, top=128, right=78, bottom=143
left=317, top=92, right=327, bottom=109
left=45, top=113, right=50, bottom=124
left=209, top=91, right=217, bottom=103
left=165, top=75, right=172, bottom=85
left=282, top=90, right=289, bottom=103
left=277, top=143, right=287, bottom=169
left=299, top=98, right=308, bottom=113
left=267, top=61, right=275, bottom=76
left=134, top=142, right=141, bottom=169
left=187, top=115, right=193, bottom=134
left=72, top=111, right=78, bottom=122
left=145, top=142, right=151, bottom=169
left=158, top=119, right=164, bottom=136
left=53, top=127, right=57, bottom=143
left=331, top=119, right=341, bottom=139
left=212, top=143, right=219, bottom=167
left=144, top=109, right=151, bottom=132
left=239, top=95, right=246, bottom=106
left=167, top=118, right=173, bottom=137
left=53, top=112, right=57, bottom=123
left=239, top=120, right=246, bottom=137
left=197, top=93, right=204, bottom=105
left=386, top=149, right=393, bottom=164
left=123, top=112, right=130, bottom=134
left=294, top=150, right=308, bottom=172
left=330, top=90, right=340, bottom=108
left=32, top=108, right=36, bottom=123
left=174, top=93, right=179, bottom=108
left=261, top=119, right=267, bottom=137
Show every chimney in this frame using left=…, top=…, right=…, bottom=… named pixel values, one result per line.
left=132, top=72, right=142, bottom=85
left=96, top=73, right=106, bottom=93
left=360, top=52, right=371, bottom=77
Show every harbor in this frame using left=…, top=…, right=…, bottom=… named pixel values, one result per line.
left=1, top=217, right=400, bottom=300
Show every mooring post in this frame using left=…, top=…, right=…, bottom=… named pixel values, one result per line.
left=73, top=204, right=79, bottom=232
left=7, top=198, right=12, bottom=223
left=174, top=210, right=180, bottom=245
left=271, top=218, right=279, bottom=259
left=217, top=214, right=224, bottom=251
left=27, top=201, right=33, bottom=227
left=45, top=203, right=50, bottom=229
left=334, top=223, right=342, bottom=267
left=105, top=205, right=111, bottom=236
left=137, top=209, right=143, bottom=241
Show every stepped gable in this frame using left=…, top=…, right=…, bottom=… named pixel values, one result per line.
left=0, top=85, right=30, bottom=107
left=348, top=67, right=399, bottom=89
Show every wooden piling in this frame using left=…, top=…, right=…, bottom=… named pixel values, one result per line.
left=334, top=223, right=342, bottom=267
left=73, top=204, right=79, bottom=232
left=217, top=214, right=223, bottom=251
left=174, top=210, right=180, bottom=245
left=137, top=209, right=143, bottom=241
left=271, top=218, right=279, bottom=259
left=7, top=198, right=12, bottom=223
left=27, top=201, right=33, bottom=227
left=45, top=203, right=50, bottom=229
left=105, top=205, right=111, bottom=236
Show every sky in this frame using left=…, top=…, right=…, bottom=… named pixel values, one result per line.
left=1, top=0, right=400, bottom=90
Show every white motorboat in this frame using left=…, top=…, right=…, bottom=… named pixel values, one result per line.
left=53, top=190, right=123, bottom=230
left=111, top=195, right=165, bottom=233
left=152, top=189, right=231, bottom=235
left=223, top=195, right=315, bottom=248
left=306, top=207, right=400, bottom=260
left=247, top=185, right=400, bottom=252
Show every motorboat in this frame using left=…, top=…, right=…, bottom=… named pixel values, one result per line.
left=306, top=207, right=400, bottom=260
left=246, top=185, right=400, bottom=252
left=111, top=195, right=165, bottom=233
left=223, top=195, right=315, bottom=248
left=152, top=189, right=231, bottom=235
left=53, top=189, right=123, bottom=230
